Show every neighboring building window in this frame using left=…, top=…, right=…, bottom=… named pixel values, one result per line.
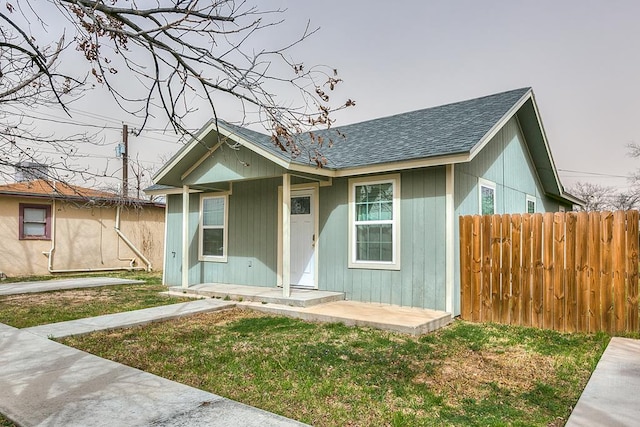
left=199, top=193, right=228, bottom=262
left=526, top=195, right=536, bottom=214
left=559, top=206, right=566, bottom=213
left=19, top=204, right=51, bottom=240
left=348, top=174, right=400, bottom=270
left=479, top=179, right=496, bottom=215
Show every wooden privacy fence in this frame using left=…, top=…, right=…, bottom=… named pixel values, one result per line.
left=459, top=211, right=639, bottom=334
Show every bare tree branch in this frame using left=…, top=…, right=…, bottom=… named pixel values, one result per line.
left=0, top=0, right=353, bottom=192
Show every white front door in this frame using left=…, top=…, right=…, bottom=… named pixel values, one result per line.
left=290, top=190, right=316, bottom=288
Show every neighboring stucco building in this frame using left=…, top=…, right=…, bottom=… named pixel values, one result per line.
left=0, top=179, right=165, bottom=277
left=148, top=87, right=580, bottom=316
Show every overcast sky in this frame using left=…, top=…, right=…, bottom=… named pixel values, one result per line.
left=20, top=1, right=640, bottom=192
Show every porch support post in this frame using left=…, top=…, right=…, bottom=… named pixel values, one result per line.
left=282, top=173, right=291, bottom=297
left=181, top=185, right=190, bottom=289
left=445, top=164, right=455, bottom=313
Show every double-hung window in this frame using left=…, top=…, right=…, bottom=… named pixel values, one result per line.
left=19, top=204, right=51, bottom=240
left=199, top=193, right=228, bottom=262
left=348, top=174, right=400, bottom=270
left=478, top=178, right=496, bottom=215
left=526, top=195, right=536, bottom=214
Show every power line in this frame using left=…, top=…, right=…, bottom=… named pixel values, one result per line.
left=558, top=168, right=630, bottom=179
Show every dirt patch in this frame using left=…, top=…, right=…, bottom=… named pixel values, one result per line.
left=0, top=290, right=114, bottom=306
left=417, top=345, right=557, bottom=406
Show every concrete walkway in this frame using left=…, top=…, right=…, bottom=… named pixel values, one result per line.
left=0, top=277, right=143, bottom=296
left=0, top=323, right=306, bottom=426
left=566, top=337, right=640, bottom=426
left=24, top=299, right=235, bottom=339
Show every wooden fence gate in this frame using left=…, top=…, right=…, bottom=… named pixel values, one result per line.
left=459, top=211, right=639, bottom=333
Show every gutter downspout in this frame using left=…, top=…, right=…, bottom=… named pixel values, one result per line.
left=46, top=199, right=57, bottom=272
left=115, top=206, right=152, bottom=272
left=45, top=201, right=147, bottom=273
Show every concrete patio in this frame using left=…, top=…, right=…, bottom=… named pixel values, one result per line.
left=170, top=283, right=452, bottom=335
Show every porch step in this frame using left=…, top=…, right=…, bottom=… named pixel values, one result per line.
left=168, top=283, right=344, bottom=308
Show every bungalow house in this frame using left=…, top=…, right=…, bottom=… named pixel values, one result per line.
left=0, top=179, right=165, bottom=277
left=148, top=87, right=579, bottom=316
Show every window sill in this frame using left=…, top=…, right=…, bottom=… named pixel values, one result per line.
left=198, top=255, right=228, bottom=263
left=348, top=261, right=400, bottom=271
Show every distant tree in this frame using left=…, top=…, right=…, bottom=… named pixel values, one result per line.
left=0, top=1, right=353, bottom=186
left=570, top=181, right=640, bottom=211
left=570, top=182, right=614, bottom=211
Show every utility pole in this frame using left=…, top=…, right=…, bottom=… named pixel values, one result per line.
left=122, top=124, right=128, bottom=198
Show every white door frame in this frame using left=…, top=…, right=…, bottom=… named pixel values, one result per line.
left=277, top=183, right=319, bottom=289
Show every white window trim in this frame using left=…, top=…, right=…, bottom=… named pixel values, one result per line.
left=348, top=174, right=401, bottom=270
left=198, top=192, right=229, bottom=262
left=526, top=194, right=537, bottom=214
left=478, top=178, right=496, bottom=215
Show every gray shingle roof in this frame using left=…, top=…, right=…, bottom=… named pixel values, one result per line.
left=223, top=87, right=531, bottom=169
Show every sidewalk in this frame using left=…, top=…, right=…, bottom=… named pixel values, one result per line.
left=0, top=277, right=143, bottom=296
left=0, top=323, right=306, bottom=426
left=24, top=299, right=234, bottom=338
left=566, top=337, right=640, bottom=426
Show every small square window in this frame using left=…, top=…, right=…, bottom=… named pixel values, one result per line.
left=19, top=204, right=51, bottom=240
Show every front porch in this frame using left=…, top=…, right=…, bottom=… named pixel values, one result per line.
left=169, top=283, right=344, bottom=307
left=170, top=283, right=452, bottom=335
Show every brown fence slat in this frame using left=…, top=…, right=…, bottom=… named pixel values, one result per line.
left=511, top=215, right=522, bottom=325
left=626, top=210, right=639, bottom=331
left=576, top=212, right=589, bottom=333
left=471, top=215, right=482, bottom=322
left=531, top=214, right=544, bottom=328
left=491, top=215, right=502, bottom=322
left=460, top=216, right=472, bottom=320
left=553, top=213, right=566, bottom=332
left=522, top=214, right=533, bottom=326
left=459, top=210, right=639, bottom=334
left=589, top=212, right=602, bottom=333
left=565, top=213, right=577, bottom=333
left=601, top=212, right=614, bottom=333
left=543, top=212, right=555, bottom=330
left=500, top=214, right=512, bottom=325
left=481, top=215, right=492, bottom=322
left=613, top=211, right=626, bottom=333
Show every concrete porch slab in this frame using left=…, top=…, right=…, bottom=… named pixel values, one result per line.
left=241, top=300, right=452, bottom=336
left=170, top=283, right=344, bottom=307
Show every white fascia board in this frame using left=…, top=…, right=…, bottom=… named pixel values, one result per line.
left=217, top=124, right=290, bottom=170
left=333, top=153, right=469, bottom=177
left=144, top=187, right=203, bottom=196
left=468, top=89, right=532, bottom=161
left=527, top=90, right=565, bottom=196
left=216, top=124, right=338, bottom=178
left=152, top=119, right=219, bottom=183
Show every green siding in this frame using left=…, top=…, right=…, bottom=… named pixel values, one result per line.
left=163, top=179, right=280, bottom=287
left=455, top=117, right=560, bottom=215
left=184, top=146, right=285, bottom=185
left=318, top=169, right=447, bottom=310
left=164, top=194, right=183, bottom=286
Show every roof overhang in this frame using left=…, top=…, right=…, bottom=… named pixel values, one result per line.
left=153, top=90, right=579, bottom=208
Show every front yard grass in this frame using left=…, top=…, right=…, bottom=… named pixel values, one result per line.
left=60, top=308, right=609, bottom=426
left=0, top=272, right=191, bottom=328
